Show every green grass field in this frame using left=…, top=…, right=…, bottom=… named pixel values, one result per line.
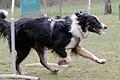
left=0, top=0, right=120, bottom=80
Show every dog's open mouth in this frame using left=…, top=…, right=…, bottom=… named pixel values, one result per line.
left=93, top=28, right=103, bottom=35
left=93, top=27, right=107, bottom=35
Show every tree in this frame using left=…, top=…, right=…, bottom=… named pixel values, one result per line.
left=104, top=0, right=112, bottom=14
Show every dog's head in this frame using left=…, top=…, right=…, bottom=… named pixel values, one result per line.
left=75, top=12, right=107, bottom=35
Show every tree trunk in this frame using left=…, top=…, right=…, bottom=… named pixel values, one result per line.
left=104, top=0, right=112, bottom=14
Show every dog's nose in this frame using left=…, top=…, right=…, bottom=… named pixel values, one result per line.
left=104, top=26, right=107, bottom=29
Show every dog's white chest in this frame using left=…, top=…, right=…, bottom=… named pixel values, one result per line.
left=65, top=38, right=77, bottom=49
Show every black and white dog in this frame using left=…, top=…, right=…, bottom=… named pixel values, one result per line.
left=0, top=10, right=107, bottom=74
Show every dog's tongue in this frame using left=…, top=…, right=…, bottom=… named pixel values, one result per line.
left=98, top=29, right=106, bottom=35
left=98, top=29, right=102, bottom=35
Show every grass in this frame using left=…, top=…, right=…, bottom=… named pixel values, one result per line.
left=0, top=0, right=120, bottom=80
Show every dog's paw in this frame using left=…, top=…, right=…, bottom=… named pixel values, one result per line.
left=96, top=59, right=106, bottom=64
left=58, top=59, right=70, bottom=65
left=52, top=70, right=59, bottom=75
left=58, top=56, right=71, bottom=65
left=58, top=60, right=67, bottom=65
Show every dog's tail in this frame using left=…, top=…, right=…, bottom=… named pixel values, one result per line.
left=0, top=9, right=9, bottom=38
left=0, top=9, right=8, bottom=19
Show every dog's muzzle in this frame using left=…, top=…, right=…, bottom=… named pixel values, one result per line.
left=95, top=26, right=107, bottom=35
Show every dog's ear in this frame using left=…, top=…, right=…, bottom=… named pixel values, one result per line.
left=79, top=11, right=89, bottom=17
left=79, top=11, right=84, bottom=15
left=76, top=12, right=87, bottom=21
left=80, top=11, right=82, bottom=13
left=75, top=12, right=81, bottom=17
left=75, top=11, right=86, bottom=18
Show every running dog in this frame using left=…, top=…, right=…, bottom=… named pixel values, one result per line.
left=0, top=10, right=107, bottom=74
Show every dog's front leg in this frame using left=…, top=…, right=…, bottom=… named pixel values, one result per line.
left=76, top=46, right=106, bottom=64
left=54, top=48, right=71, bottom=65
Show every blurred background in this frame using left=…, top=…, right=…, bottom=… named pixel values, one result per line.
left=0, top=0, right=119, bottom=17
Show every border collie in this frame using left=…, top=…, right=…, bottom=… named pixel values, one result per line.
left=0, top=10, right=107, bottom=74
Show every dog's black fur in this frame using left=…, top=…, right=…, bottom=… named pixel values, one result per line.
left=0, top=10, right=107, bottom=74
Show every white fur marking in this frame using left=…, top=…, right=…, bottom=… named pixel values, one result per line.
left=94, top=15, right=105, bottom=29
left=101, top=23, right=106, bottom=29
left=59, top=55, right=71, bottom=63
left=66, top=38, right=77, bottom=49
left=70, top=14, right=89, bottom=39
left=70, top=15, right=84, bottom=38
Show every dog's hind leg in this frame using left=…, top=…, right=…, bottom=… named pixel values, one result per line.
left=35, top=48, right=59, bottom=74
left=76, top=46, right=106, bottom=64
left=15, top=48, right=30, bottom=74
